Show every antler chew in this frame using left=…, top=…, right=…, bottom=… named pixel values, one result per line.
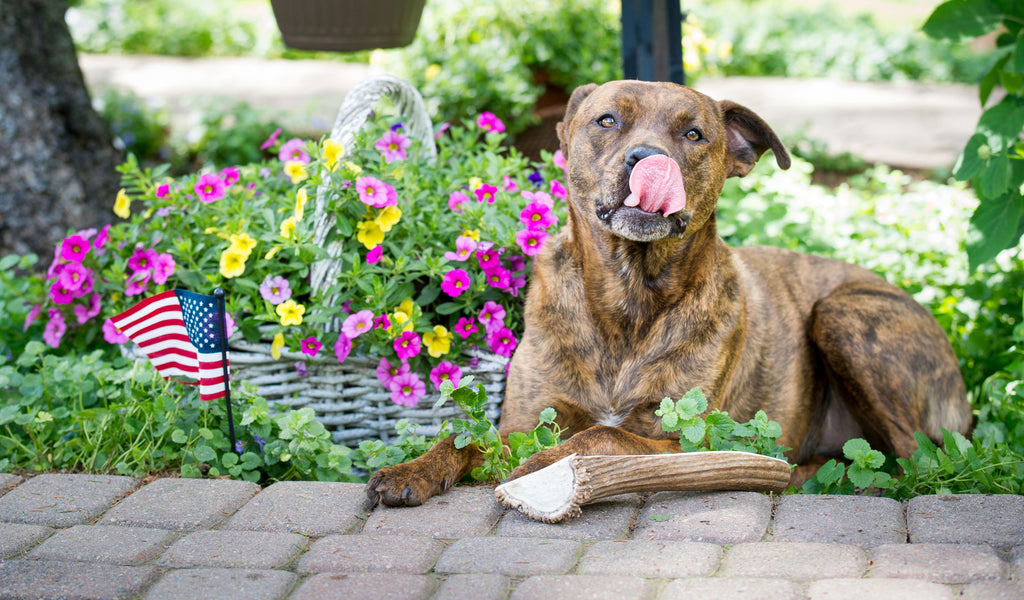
left=494, top=451, right=791, bottom=523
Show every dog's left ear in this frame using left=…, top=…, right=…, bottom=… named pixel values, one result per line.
left=718, top=100, right=791, bottom=177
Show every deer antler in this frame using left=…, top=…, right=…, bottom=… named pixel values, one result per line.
left=494, top=451, right=791, bottom=523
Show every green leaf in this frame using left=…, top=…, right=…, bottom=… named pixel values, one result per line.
left=922, top=0, right=1003, bottom=41
left=538, top=407, right=557, bottom=424
left=979, top=151, right=1012, bottom=198
left=193, top=444, right=217, bottom=463
left=966, top=193, right=1024, bottom=271
left=1014, top=34, right=1024, bottom=74
left=171, top=429, right=188, bottom=444
left=847, top=464, right=877, bottom=490
left=681, top=419, right=706, bottom=445
left=979, top=55, right=1009, bottom=105
left=977, top=99, right=1024, bottom=153
left=221, top=452, right=239, bottom=468
left=435, top=302, right=464, bottom=315
left=953, top=133, right=988, bottom=182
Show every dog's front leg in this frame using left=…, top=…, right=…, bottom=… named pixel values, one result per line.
left=366, top=435, right=486, bottom=506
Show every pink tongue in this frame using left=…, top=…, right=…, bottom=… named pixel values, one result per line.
left=623, top=154, right=686, bottom=216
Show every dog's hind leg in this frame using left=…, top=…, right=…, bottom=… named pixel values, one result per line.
left=809, top=279, right=971, bottom=458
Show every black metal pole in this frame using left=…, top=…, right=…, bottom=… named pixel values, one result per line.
left=621, top=0, right=685, bottom=85
left=214, top=288, right=238, bottom=454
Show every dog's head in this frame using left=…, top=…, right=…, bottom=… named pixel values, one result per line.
left=556, top=80, right=790, bottom=243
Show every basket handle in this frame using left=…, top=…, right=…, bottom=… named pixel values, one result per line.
left=310, top=76, right=436, bottom=330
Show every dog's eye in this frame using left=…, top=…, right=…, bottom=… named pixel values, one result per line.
left=597, top=115, right=617, bottom=128
left=685, top=128, right=704, bottom=142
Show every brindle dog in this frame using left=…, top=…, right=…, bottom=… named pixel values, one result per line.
left=366, top=80, right=972, bottom=507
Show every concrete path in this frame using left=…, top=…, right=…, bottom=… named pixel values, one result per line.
left=1, top=473, right=1022, bottom=599
left=78, top=54, right=983, bottom=171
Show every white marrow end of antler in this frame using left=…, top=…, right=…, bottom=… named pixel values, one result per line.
left=494, top=454, right=587, bottom=523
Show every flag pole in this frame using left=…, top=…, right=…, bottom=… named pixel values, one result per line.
left=214, top=288, right=239, bottom=454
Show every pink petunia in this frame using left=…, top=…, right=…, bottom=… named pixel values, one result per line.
left=476, top=112, right=506, bottom=133
left=374, top=130, right=412, bottom=163
left=342, top=310, right=375, bottom=339
left=124, top=271, right=151, bottom=297
left=503, top=175, right=519, bottom=193
left=475, top=183, right=498, bottom=204
left=59, top=234, right=90, bottom=262
left=259, top=275, right=292, bottom=304
left=389, top=372, right=426, bottom=407
left=516, top=228, right=549, bottom=256
left=260, top=128, right=282, bottom=151
left=477, top=301, right=506, bottom=333
left=520, top=201, right=557, bottom=230
left=476, top=242, right=502, bottom=271
left=103, top=318, right=129, bottom=344
left=454, top=317, right=478, bottom=339
left=507, top=255, right=527, bottom=273
left=355, top=176, right=396, bottom=208
left=300, top=336, right=322, bottom=357
left=488, top=327, right=518, bottom=357
left=393, top=330, right=422, bottom=360
left=367, top=246, right=383, bottom=264
left=194, top=173, right=226, bottom=203
left=43, top=308, right=66, bottom=348
left=441, top=268, right=471, bottom=298
left=278, top=138, right=310, bottom=164
left=553, top=149, right=568, bottom=173
left=510, top=274, right=527, bottom=297
left=434, top=122, right=451, bottom=139
left=521, top=190, right=554, bottom=208
left=429, top=361, right=463, bottom=391
left=73, top=293, right=102, bottom=325
left=220, top=166, right=241, bottom=186
left=448, top=191, right=469, bottom=214
left=335, top=333, right=353, bottom=363
left=551, top=180, right=568, bottom=199
left=58, top=263, right=92, bottom=293
left=374, top=313, right=391, bottom=330
left=484, top=266, right=511, bottom=291
left=152, top=253, right=176, bottom=285
left=93, top=224, right=111, bottom=255
left=128, top=248, right=158, bottom=273
left=376, top=356, right=410, bottom=389
left=23, top=304, right=42, bottom=332
left=49, top=280, right=74, bottom=305
left=156, top=183, right=171, bottom=198
left=444, top=236, right=478, bottom=262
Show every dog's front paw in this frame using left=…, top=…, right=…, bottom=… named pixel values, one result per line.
left=365, top=462, right=449, bottom=507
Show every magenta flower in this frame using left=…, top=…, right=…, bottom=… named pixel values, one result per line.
left=516, top=228, right=549, bottom=256
left=73, top=293, right=102, bottom=325
left=444, top=236, right=478, bottom=262
left=103, top=317, right=129, bottom=344
left=554, top=149, right=568, bottom=173
left=507, top=255, right=527, bottom=273
left=367, top=246, right=383, bottom=264
left=374, top=313, right=391, bottom=330
left=124, top=271, right=151, bottom=297
left=194, top=173, right=226, bottom=203
left=295, top=361, right=309, bottom=377
left=520, top=201, right=557, bottom=230
left=356, top=176, right=396, bottom=208
left=434, top=122, right=451, bottom=139
left=43, top=308, right=66, bottom=348
left=156, top=183, right=171, bottom=198
left=374, top=130, right=412, bottom=163
left=300, top=336, right=322, bottom=357
left=335, top=333, right=353, bottom=363
left=484, top=266, right=511, bottom=291
left=448, top=191, right=469, bottom=213
left=49, top=280, right=74, bottom=305
left=260, top=127, right=282, bottom=151
left=488, top=327, right=518, bottom=357
left=259, top=275, right=292, bottom=304
left=220, top=167, right=241, bottom=186
left=430, top=361, right=463, bottom=391
left=510, top=274, right=527, bottom=297
left=342, top=309, right=375, bottom=339
left=478, top=301, right=506, bottom=333
left=475, top=183, right=498, bottom=204
left=476, top=242, right=502, bottom=271
left=278, top=138, right=310, bottom=163
left=128, top=248, right=158, bottom=273
left=521, top=190, right=554, bottom=208
left=58, top=263, right=92, bottom=293
left=389, top=372, right=426, bottom=407
left=376, top=356, right=410, bottom=388
left=93, top=224, right=110, bottom=255
left=502, top=175, right=519, bottom=193
left=441, top=268, right=471, bottom=298
left=477, top=112, right=506, bottom=133
left=454, top=317, right=478, bottom=339
left=59, top=234, right=90, bottom=262
left=393, top=330, right=422, bottom=360
left=551, top=180, right=568, bottom=199
left=153, top=253, right=176, bottom=285
left=23, top=304, right=42, bottom=332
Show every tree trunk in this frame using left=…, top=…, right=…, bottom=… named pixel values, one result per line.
left=0, top=0, right=122, bottom=260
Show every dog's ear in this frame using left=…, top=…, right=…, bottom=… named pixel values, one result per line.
left=718, top=100, right=791, bottom=177
left=556, top=83, right=598, bottom=154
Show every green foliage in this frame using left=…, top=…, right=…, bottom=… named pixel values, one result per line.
left=801, top=438, right=893, bottom=494
left=95, top=88, right=172, bottom=165
left=0, top=254, right=42, bottom=362
left=435, top=377, right=562, bottom=482
left=655, top=388, right=788, bottom=459
left=190, top=103, right=291, bottom=169
left=924, top=0, right=1024, bottom=270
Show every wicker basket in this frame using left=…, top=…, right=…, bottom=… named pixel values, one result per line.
left=270, top=0, right=426, bottom=52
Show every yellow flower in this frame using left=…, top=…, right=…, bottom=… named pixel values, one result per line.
left=294, top=188, right=308, bottom=221
left=113, top=188, right=131, bottom=219
left=280, top=216, right=297, bottom=240
left=375, top=205, right=402, bottom=233
left=276, top=299, right=305, bottom=326
left=398, top=299, right=417, bottom=319
left=271, top=332, right=285, bottom=360
left=219, top=247, right=247, bottom=279
left=229, top=232, right=257, bottom=259
left=344, top=161, right=362, bottom=176
left=356, top=220, right=384, bottom=249
left=322, top=139, right=344, bottom=170
left=265, top=246, right=282, bottom=260
left=463, top=229, right=481, bottom=242
left=284, top=161, right=308, bottom=184
left=469, top=176, right=483, bottom=191
left=390, top=309, right=415, bottom=333
left=425, top=63, right=442, bottom=81
left=423, top=325, right=452, bottom=358
left=204, top=227, right=220, bottom=235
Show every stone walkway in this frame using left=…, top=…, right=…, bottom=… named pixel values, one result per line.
left=1, top=473, right=1022, bottom=599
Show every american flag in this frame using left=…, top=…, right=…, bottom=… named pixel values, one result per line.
left=111, top=289, right=229, bottom=401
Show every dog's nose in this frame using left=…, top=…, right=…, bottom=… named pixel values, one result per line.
left=624, top=145, right=666, bottom=171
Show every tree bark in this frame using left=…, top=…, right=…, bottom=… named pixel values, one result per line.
left=0, top=0, right=122, bottom=259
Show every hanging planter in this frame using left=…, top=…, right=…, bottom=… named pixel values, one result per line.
left=270, top=0, right=427, bottom=52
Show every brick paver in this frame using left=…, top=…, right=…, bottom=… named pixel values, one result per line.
left=27, top=525, right=177, bottom=565
left=289, top=573, right=433, bottom=600
left=0, top=473, right=24, bottom=496
left=907, top=494, right=1024, bottom=549
left=867, top=542, right=1008, bottom=583
left=0, top=522, right=53, bottom=559
left=98, top=478, right=259, bottom=531
left=719, top=542, right=867, bottom=579
left=632, top=491, right=772, bottom=544
left=362, top=485, right=502, bottom=538
left=772, top=494, right=906, bottom=547
left=297, top=534, right=444, bottom=574
left=805, top=577, right=954, bottom=600
left=157, top=530, right=308, bottom=569
left=496, top=493, right=641, bottom=540
left=578, top=540, right=723, bottom=578
left=435, top=537, right=581, bottom=576
left=433, top=574, right=510, bottom=600
left=510, top=575, right=654, bottom=600
left=223, top=481, right=371, bottom=536
left=0, top=559, right=158, bottom=600
left=956, top=582, right=1024, bottom=600
left=0, top=473, right=138, bottom=527
left=144, top=568, right=296, bottom=600
left=658, top=577, right=805, bottom=600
